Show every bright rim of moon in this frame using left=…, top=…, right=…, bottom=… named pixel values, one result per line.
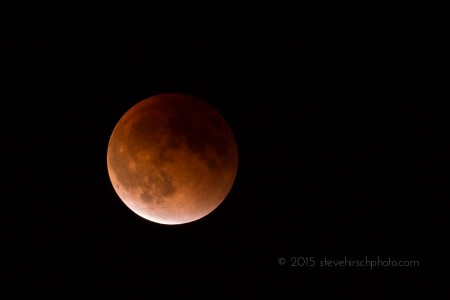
left=107, top=93, right=238, bottom=225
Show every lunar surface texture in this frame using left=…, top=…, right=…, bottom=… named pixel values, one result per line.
left=107, top=93, right=238, bottom=225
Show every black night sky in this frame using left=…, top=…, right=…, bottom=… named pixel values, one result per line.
left=4, top=1, right=449, bottom=297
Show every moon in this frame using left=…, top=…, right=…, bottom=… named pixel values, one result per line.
left=107, top=93, right=238, bottom=225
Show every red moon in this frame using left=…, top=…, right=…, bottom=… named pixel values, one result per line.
left=107, top=93, right=238, bottom=225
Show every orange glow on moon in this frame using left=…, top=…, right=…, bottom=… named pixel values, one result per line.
left=107, top=93, right=238, bottom=225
